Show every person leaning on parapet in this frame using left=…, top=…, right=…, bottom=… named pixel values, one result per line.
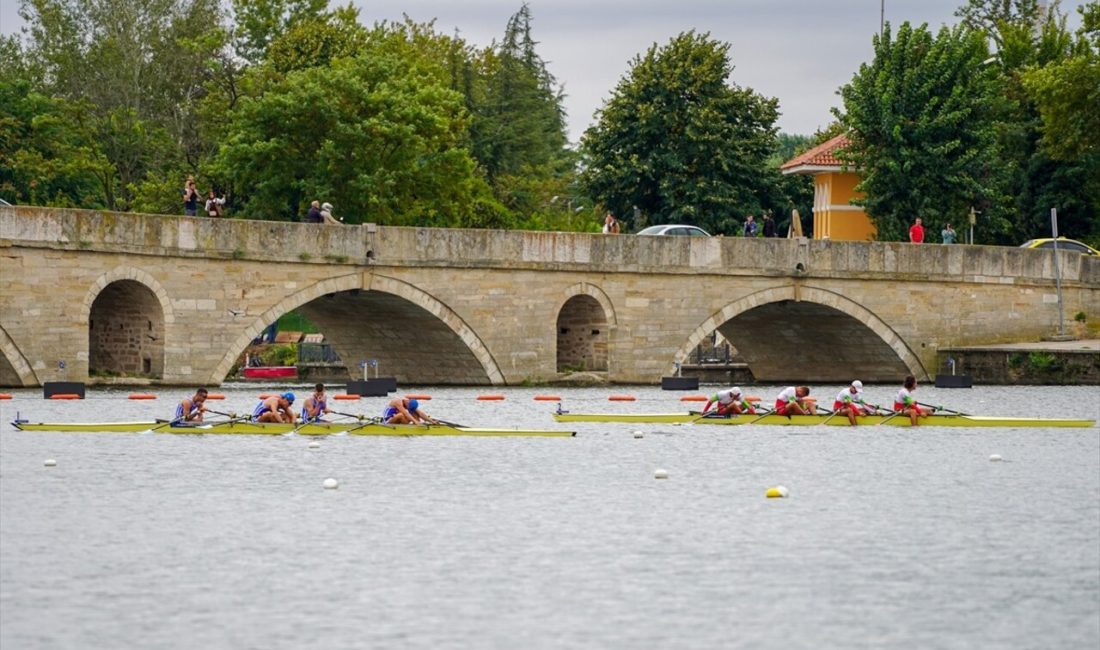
left=742, top=215, right=758, bottom=237
left=306, top=200, right=323, bottom=223
left=320, top=202, right=342, bottom=225
left=909, top=217, right=925, bottom=243
left=205, top=189, right=226, bottom=218
left=602, top=212, right=620, bottom=234
left=182, top=176, right=200, bottom=216
left=762, top=213, right=777, bottom=238
left=941, top=223, right=957, bottom=244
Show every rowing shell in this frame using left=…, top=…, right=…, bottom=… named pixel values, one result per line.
left=10, top=420, right=576, bottom=437
left=551, top=412, right=1096, bottom=428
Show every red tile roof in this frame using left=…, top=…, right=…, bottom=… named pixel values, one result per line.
left=780, top=134, right=851, bottom=173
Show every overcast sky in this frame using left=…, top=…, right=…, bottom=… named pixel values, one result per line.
left=0, top=1, right=1087, bottom=142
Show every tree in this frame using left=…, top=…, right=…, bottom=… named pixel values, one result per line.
left=580, top=31, right=779, bottom=234
left=835, top=23, right=1006, bottom=242
left=230, top=0, right=327, bottom=65
left=213, top=49, right=500, bottom=227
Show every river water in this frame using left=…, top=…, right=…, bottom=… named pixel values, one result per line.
left=1, top=383, right=1098, bottom=649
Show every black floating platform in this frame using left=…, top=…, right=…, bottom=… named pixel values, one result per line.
left=347, top=377, right=398, bottom=397
left=661, top=376, right=699, bottom=391
left=44, top=381, right=86, bottom=399
left=934, top=374, right=973, bottom=388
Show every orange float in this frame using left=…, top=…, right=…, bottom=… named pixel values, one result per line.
left=128, top=393, right=156, bottom=400
left=333, top=394, right=360, bottom=400
left=476, top=394, right=505, bottom=401
left=608, top=395, right=636, bottom=401
left=680, top=395, right=707, bottom=402
left=49, top=394, right=81, bottom=400
left=206, top=393, right=226, bottom=400
left=0, top=394, right=12, bottom=400
left=533, top=395, right=561, bottom=401
left=405, top=394, right=432, bottom=400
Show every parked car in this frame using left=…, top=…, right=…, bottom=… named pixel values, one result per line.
left=1019, top=238, right=1099, bottom=257
left=637, top=224, right=711, bottom=237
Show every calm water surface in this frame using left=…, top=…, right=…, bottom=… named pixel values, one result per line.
left=2, top=384, right=1098, bottom=649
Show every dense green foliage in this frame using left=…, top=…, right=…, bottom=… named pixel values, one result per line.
left=836, top=24, right=1003, bottom=242
left=580, top=32, right=784, bottom=235
left=2, top=0, right=1094, bottom=244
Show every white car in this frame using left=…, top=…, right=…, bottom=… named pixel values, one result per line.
left=636, top=224, right=711, bottom=237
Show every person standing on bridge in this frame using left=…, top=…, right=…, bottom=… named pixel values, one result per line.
left=602, top=212, right=620, bottom=234
left=253, top=393, right=297, bottom=423
left=320, top=202, right=342, bottom=225
left=909, top=218, right=925, bottom=243
left=941, top=223, right=957, bottom=244
left=702, top=387, right=755, bottom=416
left=182, top=177, right=200, bottom=217
left=774, top=386, right=812, bottom=416
left=172, top=388, right=208, bottom=424
left=306, top=200, right=323, bottom=223
left=742, top=215, right=758, bottom=237
left=762, top=213, right=777, bottom=238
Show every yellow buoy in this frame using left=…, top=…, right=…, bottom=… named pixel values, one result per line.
left=765, top=485, right=789, bottom=498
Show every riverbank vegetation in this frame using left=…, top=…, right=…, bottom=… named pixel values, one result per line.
left=1, top=0, right=1095, bottom=245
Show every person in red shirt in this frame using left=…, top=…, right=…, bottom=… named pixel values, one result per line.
left=909, top=218, right=925, bottom=243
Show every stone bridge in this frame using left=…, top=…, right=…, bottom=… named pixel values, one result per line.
left=1, top=207, right=1097, bottom=387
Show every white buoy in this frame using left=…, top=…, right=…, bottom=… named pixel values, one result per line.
left=654, top=468, right=669, bottom=479
left=989, top=454, right=1003, bottom=462
left=308, top=441, right=320, bottom=449
left=765, top=485, right=789, bottom=498
left=44, top=459, right=57, bottom=467
left=633, top=430, right=644, bottom=439
left=323, top=478, right=339, bottom=489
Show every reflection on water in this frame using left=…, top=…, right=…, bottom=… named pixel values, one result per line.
left=1, top=384, right=1098, bottom=649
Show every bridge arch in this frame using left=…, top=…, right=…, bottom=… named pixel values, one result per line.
left=82, top=267, right=174, bottom=379
left=0, top=324, right=36, bottom=386
left=674, top=285, right=927, bottom=381
left=210, top=273, right=505, bottom=384
left=556, top=283, right=617, bottom=373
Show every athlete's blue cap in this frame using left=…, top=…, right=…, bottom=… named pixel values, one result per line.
left=408, top=399, right=419, bottom=411
left=282, top=392, right=295, bottom=403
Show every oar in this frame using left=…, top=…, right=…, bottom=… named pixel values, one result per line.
left=745, top=408, right=776, bottom=424
left=331, top=410, right=367, bottom=420
left=919, top=401, right=967, bottom=416
left=205, top=409, right=239, bottom=419
left=432, top=418, right=468, bottom=428
left=876, top=410, right=903, bottom=426
left=818, top=410, right=840, bottom=426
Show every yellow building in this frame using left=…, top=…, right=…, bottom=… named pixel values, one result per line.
left=780, top=134, right=875, bottom=241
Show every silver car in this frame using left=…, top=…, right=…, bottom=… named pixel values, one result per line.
left=636, top=224, right=711, bottom=237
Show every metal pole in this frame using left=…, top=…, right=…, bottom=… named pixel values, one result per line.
left=1051, top=208, right=1065, bottom=337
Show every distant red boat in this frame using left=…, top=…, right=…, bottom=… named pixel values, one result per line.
left=243, top=366, right=297, bottom=379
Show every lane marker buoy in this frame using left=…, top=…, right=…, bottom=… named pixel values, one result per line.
left=533, top=395, right=561, bottom=401
left=206, top=393, right=225, bottom=400
left=333, top=394, right=360, bottom=400
left=633, top=430, right=644, bottom=439
left=766, top=486, right=789, bottom=498
left=44, top=459, right=57, bottom=467
left=654, top=468, right=668, bottom=479
left=989, top=454, right=1003, bottom=462
left=128, top=393, right=156, bottom=400
left=48, top=394, right=80, bottom=400
left=609, top=395, right=636, bottom=401
left=477, top=394, right=505, bottom=401
left=406, top=394, right=432, bottom=400
left=308, top=441, right=320, bottom=449
left=323, top=478, right=339, bottom=489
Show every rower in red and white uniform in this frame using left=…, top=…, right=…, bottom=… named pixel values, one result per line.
left=774, top=386, right=811, bottom=416
left=894, top=375, right=933, bottom=425
left=833, top=380, right=870, bottom=425
left=702, top=387, right=755, bottom=416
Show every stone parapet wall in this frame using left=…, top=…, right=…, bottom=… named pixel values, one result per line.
left=3, top=207, right=1097, bottom=287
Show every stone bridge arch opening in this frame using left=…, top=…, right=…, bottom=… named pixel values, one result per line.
left=213, top=274, right=505, bottom=385
left=88, top=280, right=165, bottom=378
left=557, top=295, right=609, bottom=373
left=677, top=286, right=926, bottom=383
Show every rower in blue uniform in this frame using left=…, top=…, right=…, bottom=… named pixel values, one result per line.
left=253, top=392, right=297, bottom=423
left=382, top=397, right=439, bottom=425
left=300, top=384, right=333, bottom=423
left=172, top=388, right=208, bottom=424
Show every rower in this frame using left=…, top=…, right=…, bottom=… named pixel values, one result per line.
left=253, top=392, right=297, bottom=423
left=833, top=380, right=871, bottom=425
left=775, top=386, right=811, bottom=416
left=300, top=383, right=334, bottom=423
left=382, top=397, right=439, bottom=425
left=702, top=387, right=755, bottom=416
left=173, top=388, right=208, bottom=424
left=894, top=375, right=933, bottom=425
